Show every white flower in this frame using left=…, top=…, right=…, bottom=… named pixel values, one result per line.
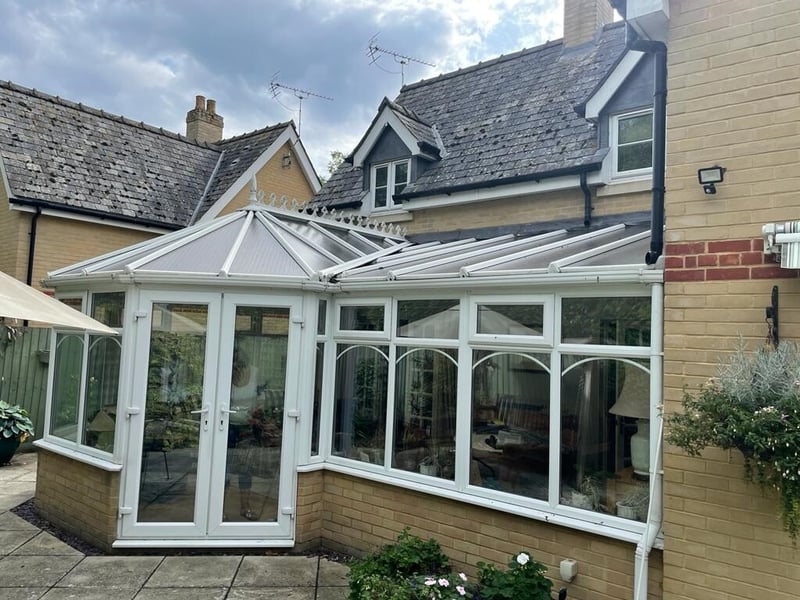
left=516, top=552, right=530, bottom=565
left=459, top=573, right=467, bottom=582
left=438, top=578, right=449, bottom=587
left=424, top=578, right=436, bottom=586
left=457, top=585, right=466, bottom=595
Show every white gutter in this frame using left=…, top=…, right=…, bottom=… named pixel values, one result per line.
left=634, top=282, right=665, bottom=600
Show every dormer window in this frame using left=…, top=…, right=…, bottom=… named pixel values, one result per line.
left=373, top=159, right=409, bottom=210
left=611, top=110, right=653, bottom=178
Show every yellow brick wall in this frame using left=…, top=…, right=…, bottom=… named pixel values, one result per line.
left=295, top=470, right=324, bottom=552
left=664, top=1, right=800, bottom=599
left=31, top=216, right=156, bottom=291
left=0, top=188, right=34, bottom=279
left=405, top=188, right=651, bottom=235
left=218, top=142, right=317, bottom=216
left=312, top=471, right=662, bottom=600
left=35, top=449, right=119, bottom=552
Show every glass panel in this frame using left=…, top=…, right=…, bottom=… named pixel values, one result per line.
left=618, top=113, right=652, bottom=144
left=138, top=303, right=207, bottom=523
left=560, top=356, right=650, bottom=522
left=82, top=336, right=122, bottom=451
left=561, top=297, right=651, bottom=346
left=394, top=161, right=408, bottom=197
left=59, top=297, right=83, bottom=312
left=393, top=348, right=457, bottom=480
left=618, top=141, right=652, bottom=172
left=471, top=351, right=550, bottom=499
left=375, top=165, right=388, bottom=187
left=339, top=305, right=385, bottom=332
left=332, top=344, right=389, bottom=464
left=50, top=334, right=84, bottom=441
left=477, top=304, right=543, bottom=336
left=374, top=188, right=387, bottom=208
left=396, top=299, right=459, bottom=339
left=91, top=292, right=125, bottom=328
left=311, top=343, right=324, bottom=456
left=224, top=306, right=289, bottom=523
left=317, top=300, right=327, bottom=335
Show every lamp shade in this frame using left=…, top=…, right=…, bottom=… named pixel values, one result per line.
left=609, top=365, right=650, bottom=420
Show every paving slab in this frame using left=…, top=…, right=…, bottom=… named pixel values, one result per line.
left=145, top=555, right=242, bottom=588
left=0, top=510, right=41, bottom=531
left=226, top=588, right=315, bottom=600
left=12, top=531, right=83, bottom=556
left=233, top=555, right=317, bottom=588
left=56, top=555, right=163, bottom=589
left=317, top=558, right=349, bottom=586
left=0, top=555, right=83, bottom=588
left=133, top=588, right=228, bottom=600
left=41, top=588, right=137, bottom=599
left=0, top=530, right=39, bottom=555
left=317, top=587, right=349, bottom=600
left=0, top=588, right=48, bottom=600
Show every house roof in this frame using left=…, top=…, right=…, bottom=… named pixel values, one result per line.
left=0, top=81, right=303, bottom=228
left=314, top=22, right=627, bottom=209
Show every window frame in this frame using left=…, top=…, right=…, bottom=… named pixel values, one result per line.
left=610, top=109, right=654, bottom=179
left=371, top=159, right=410, bottom=211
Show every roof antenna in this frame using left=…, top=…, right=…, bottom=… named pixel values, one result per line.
left=367, top=34, right=435, bottom=86
left=269, top=72, right=333, bottom=135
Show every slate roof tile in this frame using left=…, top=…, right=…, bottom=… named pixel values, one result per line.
left=0, top=81, right=294, bottom=228
left=312, top=24, right=628, bottom=209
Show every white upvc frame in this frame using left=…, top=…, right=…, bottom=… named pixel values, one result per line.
left=371, top=159, right=410, bottom=211
left=469, top=294, right=554, bottom=346
left=334, top=297, right=391, bottom=339
left=609, top=109, right=654, bottom=180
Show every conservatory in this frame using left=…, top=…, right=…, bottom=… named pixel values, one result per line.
left=35, top=191, right=663, bottom=558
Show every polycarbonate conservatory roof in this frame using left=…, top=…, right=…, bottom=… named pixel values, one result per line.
left=46, top=198, right=409, bottom=286
left=47, top=190, right=661, bottom=289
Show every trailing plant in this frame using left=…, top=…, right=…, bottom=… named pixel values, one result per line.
left=666, top=340, right=800, bottom=539
left=348, top=528, right=450, bottom=600
left=476, top=552, right=552, bottom=600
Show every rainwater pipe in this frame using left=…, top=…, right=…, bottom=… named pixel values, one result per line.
left=626, top=28, right=667, bottom=266
left=580, top=171, right=592, bottom=227
left=633, top=282, right=664, bottom=600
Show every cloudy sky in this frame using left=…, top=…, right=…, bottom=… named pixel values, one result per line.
left=0, top=0, right=566, bottom=176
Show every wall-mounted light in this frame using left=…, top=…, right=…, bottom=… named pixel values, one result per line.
left=698, top=165, right=725, bottom=194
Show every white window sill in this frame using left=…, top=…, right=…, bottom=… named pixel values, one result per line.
left=34, top=439, right=122, bottom=472
left=597, top=176, right=652, bottom=197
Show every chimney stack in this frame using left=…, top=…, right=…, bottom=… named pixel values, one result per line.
left=186, top=95, right=224, bottom=143
left=563, top=0, right=614, bottom=48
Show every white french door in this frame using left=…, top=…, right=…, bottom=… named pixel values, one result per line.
left=120, top=291, right=301, bottom=543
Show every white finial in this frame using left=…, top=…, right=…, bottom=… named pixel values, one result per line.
left=248, top=176, right=259, bottom=204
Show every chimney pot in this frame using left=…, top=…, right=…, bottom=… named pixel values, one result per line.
left=195, top=95, right=205, bottom=109
left=206, top=99, right=216, bottom=114
left=186, top=95, right=223, bottom=143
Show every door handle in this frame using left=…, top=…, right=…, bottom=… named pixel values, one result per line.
left=190, top=406, right=210, bottom=431
left=219, top=406, right=237, bottom=431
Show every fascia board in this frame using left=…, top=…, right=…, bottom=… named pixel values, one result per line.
left=10, top=203, right=173, bottom=235
left=352, top=108, right=419, bottom=167
left=584, top=50, right=646, bottom=120
left=403, top=175, right=581, bottom=211
left=0, top=154, right=14, bottom=202
left=199, top=127, right=297, bottom=222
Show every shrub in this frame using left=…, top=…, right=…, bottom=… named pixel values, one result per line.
left=476, top=552, right=552, bottom=600
left=349, top=528, right=450, bottom=600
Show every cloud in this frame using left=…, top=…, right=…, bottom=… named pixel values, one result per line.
left=0, top=0, right=564, bottom=174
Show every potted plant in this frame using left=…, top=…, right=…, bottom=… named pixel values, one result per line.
left=616, top=483, right=649, bottom=521
left=667, top=340, right=800, bottom=539
left=0, top=400, right=35, bottom=465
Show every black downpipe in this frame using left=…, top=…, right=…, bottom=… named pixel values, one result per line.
left=580, top=171, right=592, bottom=227
left=25, top=206, right=41, bottom=286
left=629, top=30, right=667, bottom=265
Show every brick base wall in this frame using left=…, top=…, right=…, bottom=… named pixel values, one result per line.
left=312, top=471, right=662, bottom=600
left=35, top=449, right=119, bottom=553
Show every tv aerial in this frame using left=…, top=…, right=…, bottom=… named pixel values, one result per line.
left=268, top=73, right=333, bottom=135
left=367, top=34, right=435, bottom=86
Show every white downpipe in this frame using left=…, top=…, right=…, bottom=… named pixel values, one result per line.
left=634, top=283, right=665, bottom=600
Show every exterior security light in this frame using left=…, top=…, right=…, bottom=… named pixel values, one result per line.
left=698, top=166, right=725, bottom=194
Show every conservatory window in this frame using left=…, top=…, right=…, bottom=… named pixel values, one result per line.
left=311, top=299, right=328, bottom=457
left=471, top=350, right=550, bottom=500
left=471, top=298, right=552, bottom=345
left=49, top=292, right=124, bottom=454
left=393, top=347, right=457, bottom=479
left=560, top=356, right=650, bottom=522
left=337, top=303, right=387, bottom=334
left=331, top=344, right=389, bottom=464
left=561, top=297, right=650, bottom=346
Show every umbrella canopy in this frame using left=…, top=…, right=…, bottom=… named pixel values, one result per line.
left=0, top=271, right=117, bottom=334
